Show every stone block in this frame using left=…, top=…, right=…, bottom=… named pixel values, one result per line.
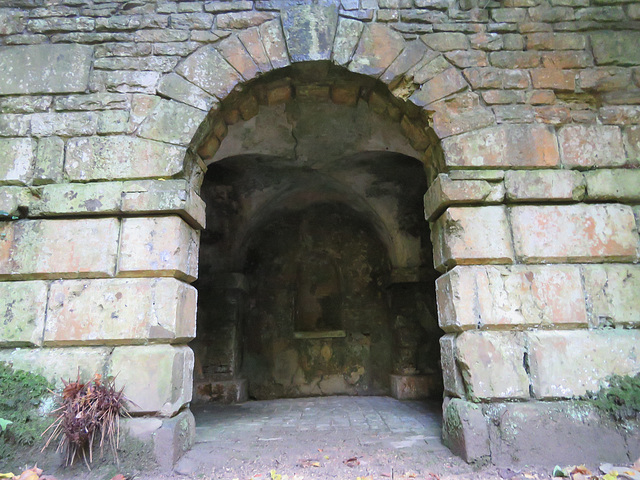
left=120, top=179, right=206, bottom=230
left=157, top=73, right=218, bottom=112
left=349, top=23, right=405, bottom=77
left=216, top=35, right=260, bottom=81
left=409, top=68, right=469, bottom=107
left=65, top=136, right=186, bottom=181
left=0, top=186, right=27, bottom=217
left=0, top=45, right=92, bottom=95
left=259, top=19, right=290, bottom=70
left=0, top=114, right=30, bottom=136
left=421, top=32, right=470, bottom=51
left=510, top=204, right=638, bottom=263
left=0, top=281, right=48, bottom=347
left=584, top=169, right=640, bottom=202
left=138, top=99, right=207, bottom=146
left=45, top=278, right=196, bottom=346
left=238, top=27, right=272, bottom=73
left=0, top=218, right=119, bottom=280
left=30, top=182, right=123, bottom=216
left=558, top=125, right=626, bottom=168
left=440, top=334, right=465, bottom=397
left=119, top=216, right=199, bottom=282
left=455, top=331, right=530, bottom=400
left=153, top=410, right=196, bottom=469
left=582, top=264, right=640, bottom=328
left=0, top=347, right=111, bottom=388
left=486, top=401, right=631, bottom=468
left=217, top=11, right=276, bottom=29
left=108, top=344, right=194, bottom=416
left=591, top=31, right=640, bottom=66
left=436, top=265, right=587, bottom=332
left=33, top=137, right=64, bottom=185
left=30, top=112, right=97, bottom=137
left=0, top=138, right=35, bottom=186
left=176, top=45, right=243, bottom=100
left=424, top=174, right=504, bottom=221
left=380, top=40, right=428, bottom=87
left=282, top=4, right=339, bottom=62
left=530, top=68, right=576, bottom=91
left=463, top=67, right=530, bottom=89
left=193, top=379, right=249, bottom=404
left=504, top=169, right=585, bottom=201
left=431, top=206, right=515, bottom=271
left=442, top=124, right=559, bottom=168
left=442, top=398, right=490, bottom=463
left=53, top=93, right=129, bottom=112
left=411, top=55, right=450, bottom=85
left=527, top=330, right=640, bottom=399
left=92, top=70, right=161, bottom=94
left=332, top=18, right=364, bottom=66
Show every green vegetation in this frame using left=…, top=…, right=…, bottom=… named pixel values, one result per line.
left=0, top=361, right=53, bottom=461
left=589, top=372, right=640, bottom=422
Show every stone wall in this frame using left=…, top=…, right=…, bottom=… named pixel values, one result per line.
left=0, top=0, right=639, bottom=468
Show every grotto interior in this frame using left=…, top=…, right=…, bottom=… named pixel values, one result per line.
left=189, top=63, right=444, bottom=403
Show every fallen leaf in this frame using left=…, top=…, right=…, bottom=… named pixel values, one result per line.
left=357, top=477, right=373, bottom=480
left=553, top=466, right=569, bottom=478
left=603, top=473, right=619, bottom=480
left=0, top=474, right=14, bottom=479
left=110, top=476, right=126, bottom=480
left=298, top=460, right=320, bottom=468
left=572, top=466, right=592, bottom=476
left=572, top=473, right=588, bottom=480
left=344, top=457, right=360, bottom=468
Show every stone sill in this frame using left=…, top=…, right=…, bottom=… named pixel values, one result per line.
left=293, top=330, right=346, bottom=339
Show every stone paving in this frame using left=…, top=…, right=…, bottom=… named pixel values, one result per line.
left=173, top=396, right=473, bottom=479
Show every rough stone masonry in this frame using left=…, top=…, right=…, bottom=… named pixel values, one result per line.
left=0, top=0, right=639, bottom=469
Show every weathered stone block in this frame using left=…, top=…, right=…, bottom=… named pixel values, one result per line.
left=510, top=204, right=638, bottom=263
left=120, top=179, right=206, bottom=230
left=527, top=330, right=640, bottom=399
left=45, top=278, right=196, bottom=346
left=0, top=281, right=48, bottom=347
left=584, top=169, right=640, bottom=202
left=455, top=331, right=530, bottom=400
left=591, top=31, right=640, bottom=66
left=380, top=40, right=428, bottom=87
left=119, top=216, right=199, bottom=282
left=153, top=410, right=196, bottom=469
left=0, top=186, right=27, bottom=217
left=332, top=18, right=364, bottom=66
left=486, top=402, right=631, bottom=468
left=0, top=138, right=35, bottom=186
left=349, top=23, right=405, bottom=77
left=421, top=32, right=470, bottom=51
left=157, top=73, right=218, bottom=112
left=624, top=126, right=640, bottom=165
left=216, top=35, right=260, bottom=81
left=558, top=125, right=626, bottom=168
left=0, top=218, right=119, bottom=279
left=0, top=45, right=92, bottom=95
left=409, top=68, right=469, bottom=107
left=442, top=398, right=490, bottom=463
left=53, top=93, right=129, bottom=112
left=108, top=345, right=194, bottom=416
left=138, top=99, right=207, bottom=146
left=424, top=174, right=504, bottom=221
left=259, top=19, right=290, bottom=70
left=0, top=347, right=111, bottom=388
left=0, top=114, right=30, bottom=136
left=504, top=169, right=585, bottom=201
left=238, top=27, right=272, bottom=73
left=390, top=374, right=441, bottom=400
left=176, top=45, right=243, bottom=100
left=282, top=4, right=339, bottom=62
left=31, top=112, right=97, bottom=137
left=30, top=182, right=122, bottom=216
left=436, top=265, right=587, bottom=332
left=440, top=335, right=465, bottom=397
left=33, top=137, right=64, bottom=185
left=65, top=136, right=186, bottom=181
left=582, top=264, right=640, bottom=328
left=442, top=124, right=559, bottom=168
left=431, top=206, right=515, bottom=271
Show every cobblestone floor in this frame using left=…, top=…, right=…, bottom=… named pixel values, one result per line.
left=173, top=396, right=474, bottom=479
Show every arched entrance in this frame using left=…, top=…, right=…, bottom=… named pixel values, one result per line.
left=189, top=64, right=444, bottom=404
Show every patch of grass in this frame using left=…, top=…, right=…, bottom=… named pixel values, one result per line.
left=0, top=361, right=53, bottom=462
left=589, top=372, right=640, bottom=422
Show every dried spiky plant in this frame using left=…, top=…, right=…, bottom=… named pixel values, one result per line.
left=42, top=373, right=129, bottom=469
